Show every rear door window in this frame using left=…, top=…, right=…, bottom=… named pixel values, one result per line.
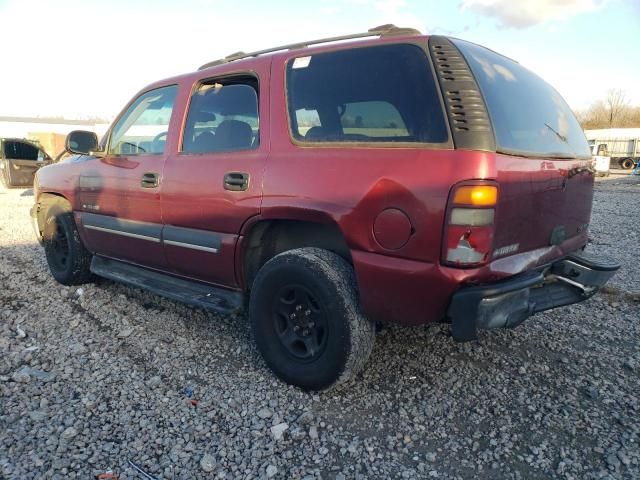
left=182, top=79, right=259, bottom=154
left=286, top=44, right=448, bottom=144
left=452, top=39, right=590, bottom=159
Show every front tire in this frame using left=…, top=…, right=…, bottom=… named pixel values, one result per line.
left=43, top=205, right=94, bottom=285
left=249, top=248, right=375, bottom=391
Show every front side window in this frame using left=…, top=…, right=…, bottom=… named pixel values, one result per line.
left=109, top=85, right=178, bottom=155
left=182, top=79, right=259, bottom=154
left=453, top=39, right=591, bottom=159
left=286, top=44, right=448, bottom=144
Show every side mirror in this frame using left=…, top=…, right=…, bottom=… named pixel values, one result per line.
left=66, top=130, right=98, bottom=155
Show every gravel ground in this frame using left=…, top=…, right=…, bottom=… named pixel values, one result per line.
left=0, top=177, right=638, bottom=480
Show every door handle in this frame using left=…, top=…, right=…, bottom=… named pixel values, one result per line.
left=223, top=172, right=249, bottom=191
left=141, top=172, right=160, bottom=188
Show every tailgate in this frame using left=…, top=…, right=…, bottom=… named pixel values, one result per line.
left=493, top=155, right=593, bottom=259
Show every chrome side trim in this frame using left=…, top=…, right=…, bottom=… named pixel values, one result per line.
left=163, top=239, right=219, bottom=253
left=84, top=225, right=161, bottom=243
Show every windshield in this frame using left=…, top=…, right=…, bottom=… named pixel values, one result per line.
left=452, top=39, right=591, bottom=159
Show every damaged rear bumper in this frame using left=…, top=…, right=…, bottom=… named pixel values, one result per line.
left=447, top=251, right=620, bottom=342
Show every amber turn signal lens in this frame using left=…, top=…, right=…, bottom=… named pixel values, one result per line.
left=452, top=185, right=498, bottom=206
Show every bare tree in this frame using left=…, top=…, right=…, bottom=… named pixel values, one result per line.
left=606, top=88, right=629, bottom=127
left=577, top=89, right=639, bottom=129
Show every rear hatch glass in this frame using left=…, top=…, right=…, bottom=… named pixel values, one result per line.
left=452, top=39, right=591, bottom=159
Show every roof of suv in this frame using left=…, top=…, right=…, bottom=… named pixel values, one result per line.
left=130, top=25, right=432, bottom=116
left=198, top=24, right=424, bottom=71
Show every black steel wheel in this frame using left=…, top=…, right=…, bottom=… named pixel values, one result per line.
left=272, top=284, right=328, bottom=361
left=250, top=247, right=375, bottom=391
left=43, top=204, right=94, bottom=285
left=48, top=219, right=70, bottom=272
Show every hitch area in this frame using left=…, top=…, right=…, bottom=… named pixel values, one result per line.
left=447, top=250, right=620, bottom=342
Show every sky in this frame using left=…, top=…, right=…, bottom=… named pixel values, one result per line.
left=0, top=0, right=638, bottom=120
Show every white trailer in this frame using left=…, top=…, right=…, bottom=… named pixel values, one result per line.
left=585, top=128, right=640, bottom=170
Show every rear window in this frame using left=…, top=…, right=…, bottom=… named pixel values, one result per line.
left=453, top=39, right=590, bottom=159
left=286, top=44, right=448, bottom=144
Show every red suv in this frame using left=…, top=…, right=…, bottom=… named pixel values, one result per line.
left=31, top=25, right=618, bottom=390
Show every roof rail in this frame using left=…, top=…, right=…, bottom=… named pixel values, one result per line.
left=198, top=24, right=422, bottom=70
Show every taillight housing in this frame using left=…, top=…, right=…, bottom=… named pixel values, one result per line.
left=442, top=183, right=498, bottom=268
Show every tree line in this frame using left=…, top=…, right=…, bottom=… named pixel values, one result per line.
left=576, top=89, right=640, bottom=130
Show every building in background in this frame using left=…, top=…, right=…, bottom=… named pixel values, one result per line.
left=0, top=116, right=110, bottom=157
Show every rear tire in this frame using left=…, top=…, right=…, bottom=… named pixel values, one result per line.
left=43, top=205, right=94, bottom=285
left=249, top=247, right=375, bottom=391
left=620, top=158, right=635, bottom=170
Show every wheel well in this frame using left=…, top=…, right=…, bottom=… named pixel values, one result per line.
left=242, top=220, right=352, bottom=290
left=36, top=193, right=72, bottom=237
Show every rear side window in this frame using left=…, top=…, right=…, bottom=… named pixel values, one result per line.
left=286, top=44, right=448, bottom=144
left=453, top=39, right=590, bottom=159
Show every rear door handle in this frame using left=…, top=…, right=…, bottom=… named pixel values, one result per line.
left=223, top=172, right=249, bottom=191
left=141, top=172, right=160, bottom=188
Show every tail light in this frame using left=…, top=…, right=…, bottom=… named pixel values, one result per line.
left=443, top=184, right=497, bottom=267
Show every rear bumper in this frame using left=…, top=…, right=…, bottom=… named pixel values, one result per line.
left=447, top=250, right=620, bottom=341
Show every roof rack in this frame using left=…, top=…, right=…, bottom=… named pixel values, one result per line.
left=198, top=24, right=422, bottom=70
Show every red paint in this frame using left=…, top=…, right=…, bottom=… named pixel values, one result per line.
left=34, top=33, right=596, bottom=327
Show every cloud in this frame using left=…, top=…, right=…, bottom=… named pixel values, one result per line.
left=461, top=0, right=609, bottom=28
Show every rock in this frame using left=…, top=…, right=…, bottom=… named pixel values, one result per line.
left=586, top=386, right=599, bottom=399
left=75, top=288, right=84, bottom=297
left=28, top=410, right=48, bottom=421
left=16, top=325, right=26, bottom=339
left=117, top=327, right=134, bottom=338
left=69, top=342, right=87, bottom=355
left=266, top=465, right=278, bottom=478
left=11, top=366, right=54, bottom=383
left=623, top=359, right=636, bottom=371
left=61, top=427, right=78, bottom=440
left=617, top=451, right=630, bottom=466
left=11, top=369, right=31, bottom=383
left=147, top=376, right=162, bottom=387
left=289, top=426, right=306, bottom=440
left=309, top=425, right=319, bottom=440
left=606, top=454, right=621, bottom=469
left=200, top=454, right=216, bottom=472
left=257, top=408, right=273, bottom=419
left=270, top=423, right=288, bottom=441
left=425, top=452, right=436, bottom=463
left=297, top=411, right=315, bottom=425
